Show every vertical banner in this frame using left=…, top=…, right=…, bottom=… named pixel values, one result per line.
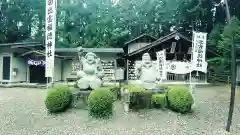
left=156, top=50, right=167, bottom=80
left=192, top=31, right=207, bottom=73
left=45, top=0, right=57, bottom=77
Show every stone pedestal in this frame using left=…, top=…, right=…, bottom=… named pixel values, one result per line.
left=71, top=88, right=91, bottom=109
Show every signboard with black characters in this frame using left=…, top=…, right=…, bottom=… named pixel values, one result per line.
left=156, top=49, right=166, bottom=80
left=192, top=31, right=207, bottom=73
left=45, top=0, right=57, bottom=77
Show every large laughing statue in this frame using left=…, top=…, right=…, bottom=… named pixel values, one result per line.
left=77, top=47, right=104, bottom=90
left=135, top=53, right=159, bottom=89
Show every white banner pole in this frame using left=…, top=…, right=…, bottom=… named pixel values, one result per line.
left=190, top=31, right=195, bottom=107
left=190, top=31, right=195, bottom=86
left=45, top=0, right=57, bottom=89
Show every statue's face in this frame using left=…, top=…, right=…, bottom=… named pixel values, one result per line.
left=142, top=55, right=151, bottom=65
left=86, top=55, right=95, bottom=64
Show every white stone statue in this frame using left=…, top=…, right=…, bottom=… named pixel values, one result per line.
left=77, top=47, right=104, bottom=90
left=135, top=53, right=160, bottom=89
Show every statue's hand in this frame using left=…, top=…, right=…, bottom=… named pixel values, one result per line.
left=96, top=58, right=101, bottom=63
left=77, top=46, right=84, bottom=55
left=77, top=46, right=83, bottom=51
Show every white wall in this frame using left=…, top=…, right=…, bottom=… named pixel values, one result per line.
left=53, top=58, right=62, bottom=81
left=11, top=56, right=27, bottom=83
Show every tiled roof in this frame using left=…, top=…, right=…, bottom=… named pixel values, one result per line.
left=55, top=48, right=124, bottom=53
left=124, top=33, right=157, bottom=46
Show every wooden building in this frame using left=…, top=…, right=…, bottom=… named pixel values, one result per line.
left=124, top=31, right=208, bottom=84
left=0, top=42, right=123, bottom=85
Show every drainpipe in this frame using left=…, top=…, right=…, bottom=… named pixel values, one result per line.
left=61, top=58, right=64, bottom=82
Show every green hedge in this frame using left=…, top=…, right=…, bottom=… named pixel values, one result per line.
left=122, top=84, right=145, bottom=93
left=151, top=94, right=166, bottom=108
left=44, top=85, right=72, bottom=113
left=87, top=88, right=114, bottom=118
left=107, top=85, right=121, bottom=101
left=167, top=86, right=193, bottom=113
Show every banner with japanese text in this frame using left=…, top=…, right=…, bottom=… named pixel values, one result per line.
left=27, top=58, right=45, bottom=67
left=192, top=31, right=207, bottom=73
left=156, top=50, right=167, bottom=80
left=45, top=0, right=57, bottom=77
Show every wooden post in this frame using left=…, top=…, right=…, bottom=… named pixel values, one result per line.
left=224, top=0, right=236, bottom=132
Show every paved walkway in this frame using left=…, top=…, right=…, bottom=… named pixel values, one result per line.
left=0, top=87, right=239, bottom=135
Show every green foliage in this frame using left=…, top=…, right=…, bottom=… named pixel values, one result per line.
left=0, top=0, right=200, bottom=46
left=151, top=94, right=166, bottom=108
left=208, top=17, right=240, bottom=83
left=167, top=86, right=193, bottom=113
left=122, top=84, right=145, bottom=93
left=109, top=85, right=121, bottom=101
left=44, top=85, right=72, bottom=113
left=73, top=81, right=78, bottom=88
left=87, top=88, right=114, bottom=118
left=2, top=0, right=240, bottom=51
left=156, top=84, right=169, bottom=90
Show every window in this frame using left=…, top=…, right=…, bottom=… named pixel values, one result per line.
left=170, top=42, right=176, bottom=53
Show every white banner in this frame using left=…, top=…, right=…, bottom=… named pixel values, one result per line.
left=192, top=31, right=207, bottom=73
left=45, top=0, right=57, bottom=77
left=156, top=50, right=167, bottom=80
left=166, top=61, right=191, bottom=74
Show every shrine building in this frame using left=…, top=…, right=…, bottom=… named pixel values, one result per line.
left=0, top=42, right=124, bottom=85
left=123, top=31, right=230, bottom=84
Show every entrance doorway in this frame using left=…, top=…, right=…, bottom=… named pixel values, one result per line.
left=2, top=56, right=11, bottom=80
left=29, top=65, right=46, bottom=83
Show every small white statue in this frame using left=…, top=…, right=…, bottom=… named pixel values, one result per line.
left=77, top=47, right=104, bottom=90
left=135, top=53, right=159, bottom=89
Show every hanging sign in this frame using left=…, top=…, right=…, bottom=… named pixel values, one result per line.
left=192, top=31, right=207, bottom=73
left=165, top=61, right=191, bottom=74
left=115, top=68, right=124, bottom=80
left=27, top=58, right=45, bottom=66
left=45, top=0, right=57, bottom=77
left=71, top=60, right=81, bottom=73
left=156, top=50, right=167, bottom=80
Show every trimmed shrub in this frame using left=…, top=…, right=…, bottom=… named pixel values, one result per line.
left=151, top=94, right=166, bottom=108
left=123, top=84, right=145, bottom=93
left=74, top=81, right=78, bottom=88
left=109, top=86, right=121, bottom=100
left=167, top=86, right=194, bottom=113
left=45, top=85, right=72, bottom=113
left=156, top=84, right=169, bottom=90
left=87, top=88, right=114, bottom=118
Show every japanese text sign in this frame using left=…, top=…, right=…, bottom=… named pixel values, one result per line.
left=156, top=50, right=167, bottom=80
left=192, top=31, right=207, bottom=73
left=45, top=0, right=57, bottom=77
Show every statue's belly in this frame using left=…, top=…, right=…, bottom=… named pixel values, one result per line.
left=83, top=65, right=96, bottom=75
left=140, top=68, right=157, bottom=82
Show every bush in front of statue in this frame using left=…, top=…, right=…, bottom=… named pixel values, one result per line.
left=151, top=93, right=166, bottom=108
left=87, top=88, right=114, bottom=118
left=45, top=85, right=72, bottom=113
left=167, top=86, right=194, bottom=113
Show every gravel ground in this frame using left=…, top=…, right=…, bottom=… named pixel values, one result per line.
left=0, top=86, right=239, bottom=135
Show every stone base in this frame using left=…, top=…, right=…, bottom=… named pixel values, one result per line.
left=71, top=88, right=91, bottom=109
left=127, top=88, right=168, bottom=110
